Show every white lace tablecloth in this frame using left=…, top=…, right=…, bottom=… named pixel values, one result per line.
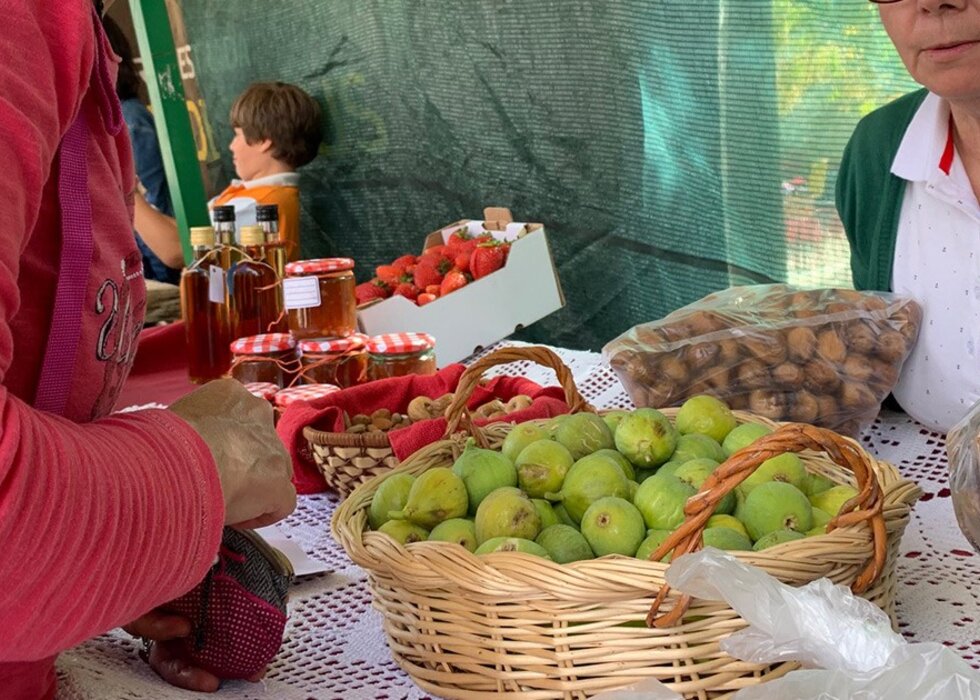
left=57, top=343, right=980, bottom=699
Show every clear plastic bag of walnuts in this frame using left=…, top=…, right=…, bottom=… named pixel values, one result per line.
left=946, top=402, right=980, bottom=555
left=602, top=284, right=922, bottom=437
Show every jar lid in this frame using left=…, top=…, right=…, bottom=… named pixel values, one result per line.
left=365, top=332, right=436, bottom=354
left=189, top=226, right=215, bottom=246
left=243, top=381, right=279, bottom=401
left=285, top=258, right=355, bottom=275
left=273, top=384, right=341, bottom=408
left=230, top=333, right=297, bottom=354
left=299, top=335, right=367, bottom=354
left=239, top=224, right=265, bottom=246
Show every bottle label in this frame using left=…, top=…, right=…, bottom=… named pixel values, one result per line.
left=208, top=265, right=225, bottom=303
left=283, top=276, right=321, bottom=310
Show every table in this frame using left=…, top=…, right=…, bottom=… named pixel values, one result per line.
left=57, top=343, right=980, bottom=699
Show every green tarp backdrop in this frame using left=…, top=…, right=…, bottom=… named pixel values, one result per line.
left=178, top=0, right=917, bottom=351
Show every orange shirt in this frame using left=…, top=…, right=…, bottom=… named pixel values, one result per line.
left=210, top=172, right=301, bottom=261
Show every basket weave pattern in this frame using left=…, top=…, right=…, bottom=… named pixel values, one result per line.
left=304, top=426, right=396, bottom=496
left=332, top=347, right=921, bottom=699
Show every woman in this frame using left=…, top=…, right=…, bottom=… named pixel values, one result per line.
left=0, top=2, right=296, bottom=697
left=837, top=0, right=980, bottom=432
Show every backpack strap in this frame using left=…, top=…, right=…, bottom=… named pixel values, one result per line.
left=33, top=6, right=123, bottom=415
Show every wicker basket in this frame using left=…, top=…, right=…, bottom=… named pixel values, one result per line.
left=304, top=425, right=398, bottom=497
left=332, top=346, right=921, bottom=699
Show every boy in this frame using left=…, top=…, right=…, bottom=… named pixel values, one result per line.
left=134, top=81, right=322, bottom=262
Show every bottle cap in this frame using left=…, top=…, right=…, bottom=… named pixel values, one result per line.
left=211, top=205, right=236, bottom=223
left=256, top=204, right=279, bottom=222
left=240, top=225, right=265, bottom=246
left=189, top=226, right=215, bottom=246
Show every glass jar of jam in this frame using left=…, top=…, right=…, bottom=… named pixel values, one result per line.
left=243, top=381, right=279, bottom=403
left=299, top=333, right=369, bottom=388
left=366, top=332, right=437, bottom=381
left=283, top=258, right=357, bottom=340
left=229, top=333, right=300, bottom=388
left=273, top=384, right=341, bottom=411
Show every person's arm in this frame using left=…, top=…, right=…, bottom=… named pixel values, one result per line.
left=0, top=1, right=221, bottom=662
left=134, top=190, right=185, bottom=269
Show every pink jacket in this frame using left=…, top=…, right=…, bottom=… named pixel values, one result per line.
left=0, top=3, right=224, bottom=697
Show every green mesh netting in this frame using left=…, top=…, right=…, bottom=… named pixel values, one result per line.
left=178, top=0, right=918, bottom=351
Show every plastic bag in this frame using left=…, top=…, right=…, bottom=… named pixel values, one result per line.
left=946, top=399, right=980, bottom=553
left=594, top=549, right=980, bottom=700
left=602, top=285, right=921, bottom=437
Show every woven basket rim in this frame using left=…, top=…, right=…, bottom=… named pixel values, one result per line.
left=304, top=423, right=392, bottom=448
left=331, top=410, right=922, bottom=598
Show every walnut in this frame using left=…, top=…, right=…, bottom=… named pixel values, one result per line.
left=802, top=358, right=841, bottom=394
left=876, top=330, right=908, bottom=364
left=844, top=321, right=879, bottom=355
left=816, top=329, right=848, bottom=364
left=772, top=362, right=804, bottom=388
left=748, top=389, right=789, bottom=420
left=786, top=326, right=817, bottom=363
left=743, top=335, right=788, bottom=365
left=789, top=390, right=820, bottom=424
left=842, top=354, right=874, bottom=382
left=736, top=358, right=771, bottom=389
left=681, top=341, right=720, bottom=371
left=839, top=382, right=878, bottom=413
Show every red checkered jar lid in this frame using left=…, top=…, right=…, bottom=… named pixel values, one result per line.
left=365, top=332, right=436, bottom=354
left=299, top=334, right=367, bottom=354
left=284, top=258, right=355, bottom=275
left=273, top=384, right=341, bottom=408
left=230, top=333, right=297, bottom=354
left=243, top=382, right=279, bottom=401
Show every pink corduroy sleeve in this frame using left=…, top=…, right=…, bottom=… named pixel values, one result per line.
left=0, top=402, right=225, bottom=661
left=0, top=2, right=225, bottom=662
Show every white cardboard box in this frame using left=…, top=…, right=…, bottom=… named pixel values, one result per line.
left=356, top=209, right=565, bottom=367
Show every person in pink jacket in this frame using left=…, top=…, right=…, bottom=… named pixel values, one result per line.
left=0, top=2, right=296, bottom=697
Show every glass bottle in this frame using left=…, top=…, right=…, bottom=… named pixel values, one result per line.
left=180, top=226, right=231, bottom=383
left=229, top=225, right=283, bottom=341
left=212, top=204, right=243, bottom=273
left=256, top=203, right=287, bottom=278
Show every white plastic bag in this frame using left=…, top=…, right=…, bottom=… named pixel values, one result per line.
left=593, top=549, right=980, bottom=700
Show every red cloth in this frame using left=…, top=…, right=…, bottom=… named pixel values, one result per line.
left=276, top=364, right=570, bottom=494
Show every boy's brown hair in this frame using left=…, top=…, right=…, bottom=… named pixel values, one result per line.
left=230, top=82, right=323, bottom=169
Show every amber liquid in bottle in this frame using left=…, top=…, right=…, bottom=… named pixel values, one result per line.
left=180, top=241, right=231, bottom=383
left=230, top=242, right=282, bottom=339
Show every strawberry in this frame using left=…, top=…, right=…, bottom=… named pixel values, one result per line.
left=446, top=228, right=472, bottom=250
left=417, top=292, right=438, bottom=306
left=439, top=269, right=469, bottom=296
left=355, top=279, right=390, bottom=304
left=375, top=264, right=410, bottom=287
left=412, top=253, right=452, bottom=289
left=425, top=284, right=441, bottom=295
left=470, top=241, right=510, bottom=280
left=454, top=253, right=471, bottom=273
left=393, top=282, right=420, bottom=301
left=424, top=244, right=448, bottom=258
left=392, top=254, right=417, bottom=269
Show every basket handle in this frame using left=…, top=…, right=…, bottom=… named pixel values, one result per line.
left=442, top=346, right=593, bottom=446
left=647, top=422, right=887, bottom=628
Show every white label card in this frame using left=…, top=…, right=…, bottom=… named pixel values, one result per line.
left=282, top=276, right=322, bottom=310
left=208, top=265, right=225, bottom=303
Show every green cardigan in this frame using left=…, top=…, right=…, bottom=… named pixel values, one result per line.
left=835, top=88, right=928, bottom=291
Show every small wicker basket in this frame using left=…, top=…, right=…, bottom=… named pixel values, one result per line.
left=303, top=425, right=398, bottom=497
left=332, top=346, right=921, bottom=699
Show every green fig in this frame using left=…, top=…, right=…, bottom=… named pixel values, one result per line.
left=474, top=486, right=542, bottom=544
left=675, top=395, right=737, bottom=443
left=451, top=438, right=518, bottom=515
left=388, top=467, right=468, bottom=529
left=545, top=454, right=631, bottom=523
left=515, top=439, right=574, bottom=498
left=501, top=423, right=551, bottom=463
left=378, top=519, right=429, bottom=544
left=474, top=537, right=551, bottom=558
left=553, top=413, right=615, bottom=460
left=614, top=408, right=678, bottom=468
left=535, top=524, right=594, bottom=563
left=428, top=518, right=478, bottom=551
left=580, top=496, right=646, bottom=557
left=368, top=472, right=415, bottom=530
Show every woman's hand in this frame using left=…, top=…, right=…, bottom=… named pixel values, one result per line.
left=124, top=610, right=265, bottom=691
left=170, top=378, right=296, bottom=528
